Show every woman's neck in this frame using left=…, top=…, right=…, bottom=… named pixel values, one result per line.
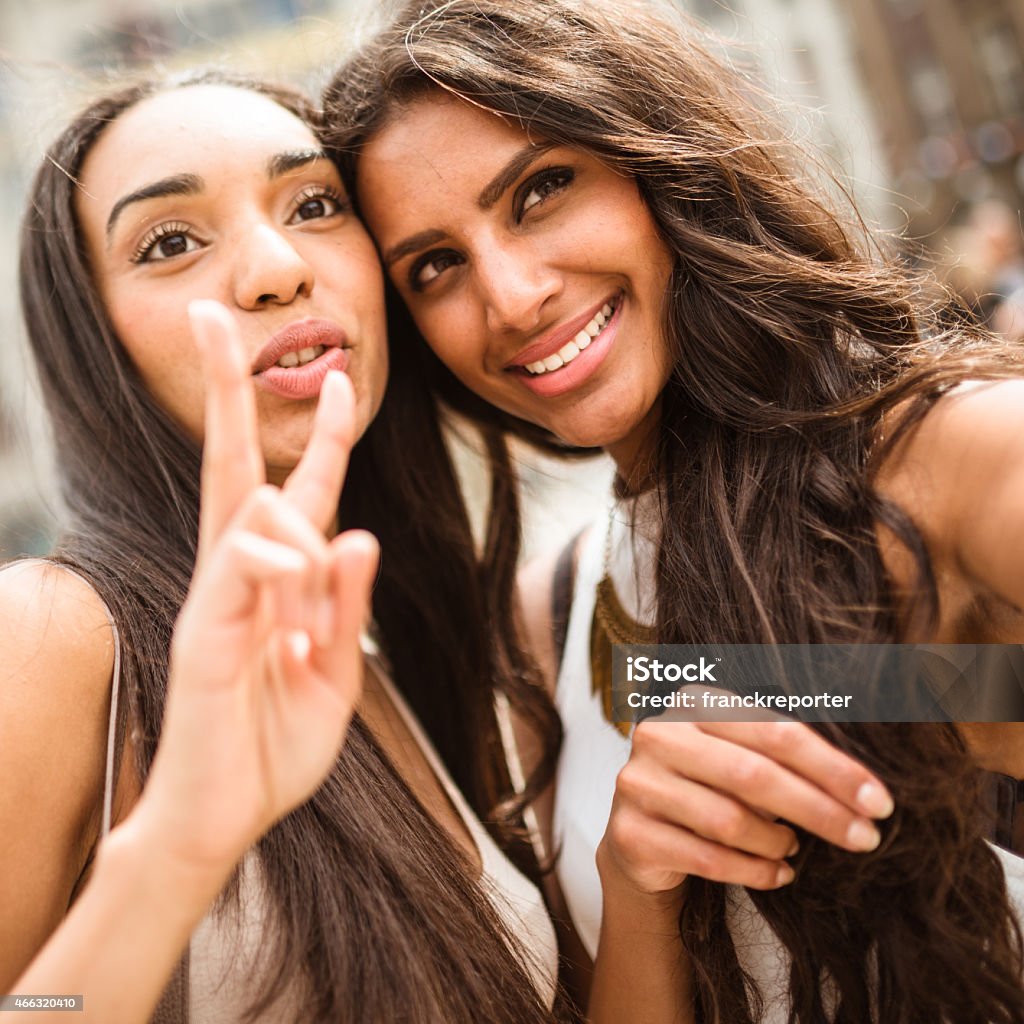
left=605, top=407, right=660, bottom=497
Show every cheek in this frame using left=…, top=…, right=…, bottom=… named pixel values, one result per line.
left=106, top=290, right=203, bottom=431
left=410, top=302, right=477, bottom=377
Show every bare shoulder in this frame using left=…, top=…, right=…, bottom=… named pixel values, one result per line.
left=876, top=380, right=1024, bottom=520
left=876, top=379, right=1024, bottom=611
left=516, top=528, right=590, bottom=696
left=0, top=560, right=115, bottom=986
left=0, top=559, right=115, bottom=707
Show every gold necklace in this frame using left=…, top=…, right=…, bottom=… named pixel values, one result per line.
left=589, top=508, right=657, bottom=737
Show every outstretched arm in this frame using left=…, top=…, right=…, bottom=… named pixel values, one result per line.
left=8, top=302, right=377, bottom=1022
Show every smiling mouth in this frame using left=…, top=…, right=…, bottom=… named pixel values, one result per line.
left=522, top=294, right=621, bottom=376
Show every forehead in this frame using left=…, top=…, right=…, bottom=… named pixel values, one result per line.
left=78, top=84, right=316, bottom=208
left=359, top=94, right=533, bottom=194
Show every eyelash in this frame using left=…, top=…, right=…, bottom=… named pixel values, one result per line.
left=130, top=185, right=347, bottom=264
left=407, top=166, right=576, bottom=291
left=131, top=221, right=197, bottom=264
left=288, top=184, right=347, bottom=224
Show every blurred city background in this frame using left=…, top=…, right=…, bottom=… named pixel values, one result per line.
left=1, top=0, right=1022, bottom=561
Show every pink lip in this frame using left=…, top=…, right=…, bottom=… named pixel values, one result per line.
left=506, top=292, right=620, bottom=369
left=252, top=319, right=351, bottom=401
left=513, top=295, right=623, bottom=399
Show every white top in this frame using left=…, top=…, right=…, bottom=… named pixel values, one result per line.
left=80, top=557, right=557, bottom=1019
left=187, top=658, right=558, bottom=1020
left=551, top=500, right=1024, bottom=1016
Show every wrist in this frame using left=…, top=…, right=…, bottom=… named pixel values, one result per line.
left=96, top=800, right=236, bottom=929
left=596, top=840, right=686, bottom=919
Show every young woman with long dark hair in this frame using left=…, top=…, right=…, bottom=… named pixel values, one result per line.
left=324, top=1, right=1024, bottom=1020
left=5, top=72, right=562, bottom=1022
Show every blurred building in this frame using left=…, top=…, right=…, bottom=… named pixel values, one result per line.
left=843, top=0, right=1024, bottom=237
left=685, top=0, right=898, bottom=230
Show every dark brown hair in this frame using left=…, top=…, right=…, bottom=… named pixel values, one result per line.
left=324, top=1, right=1024, bottom=1020
left=18, top=70, right=563, bottom=1023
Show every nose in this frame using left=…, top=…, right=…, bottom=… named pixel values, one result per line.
left=233, top=223, right=314, bottom=309
left=474, top=239, right=562, bottom=336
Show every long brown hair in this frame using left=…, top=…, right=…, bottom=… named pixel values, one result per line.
left=18, top=71, right=563, bottom=1023
left=324, top=1, right=1024, bottom=1020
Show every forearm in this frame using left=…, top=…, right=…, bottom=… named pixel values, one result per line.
left=9, top=808, right=230, bottom=1024
left=587, top=855, right=694, bottom=1024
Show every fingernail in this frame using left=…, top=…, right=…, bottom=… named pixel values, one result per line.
left=775, top=863, right=795, bottom=886
left=846, top=819, right=881, bottom=852
left=856, top=782, right=895, bottom=819
left=288, top=630, right=311, bottom=661
left=786, top=837, right=800, bottom=858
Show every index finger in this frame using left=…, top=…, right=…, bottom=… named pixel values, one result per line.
left=189, top=300, right=264, bottom=565
left=281, top=369, right=356, bottom=533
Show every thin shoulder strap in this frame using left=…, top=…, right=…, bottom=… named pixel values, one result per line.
left=985, top=772, right=1024, bottom=856
left=550, top=530, right=583, bottom=678
left=100, top=610, right=122, bottom=838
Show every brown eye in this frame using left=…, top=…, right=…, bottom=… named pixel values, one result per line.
left=155, top=234, right=190, bottom=258
left=297, top=197, right=329, bottom=220
left=516, top=167, right=575, bottom=220
left=133, top=222, right=201, bottom=264
left=410, top=249, right=463, bottom=290
left=288, top=187, right=345, bottom=225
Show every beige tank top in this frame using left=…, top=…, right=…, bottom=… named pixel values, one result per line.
left=86, top=582, right=557, bottom=1021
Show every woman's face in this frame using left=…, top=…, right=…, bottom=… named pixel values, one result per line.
left=357, top=94, right=674, bottom=470
left=76, top=84, right=388, bottom=482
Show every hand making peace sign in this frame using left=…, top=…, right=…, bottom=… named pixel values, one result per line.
left=133, top=300, right=379, bottom=879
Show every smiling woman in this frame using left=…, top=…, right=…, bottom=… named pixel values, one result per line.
left=358, top=95, right=673, bottom=465
left=5, top=71, right=562, bottom=1023
left=325, top=1, right=1024, bottom=1021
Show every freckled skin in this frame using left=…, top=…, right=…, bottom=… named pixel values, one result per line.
left=358, top=94, right=674, bottom=473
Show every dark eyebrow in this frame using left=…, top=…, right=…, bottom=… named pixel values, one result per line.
left=267, top=148, right=331, bottom=178
left=105, top=173, right=202, bottom=240
left=477, top=141, right=556, bottom=210
left=382, top=142, right=557, bottom=269
left=382, top=229, right=447, bottom=269
left=104, top=151, right=332, bottom=244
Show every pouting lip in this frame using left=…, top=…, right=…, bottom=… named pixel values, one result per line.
left=251, top=319, right=349, bottom=375
left=505, top=291, right=622, bottom=370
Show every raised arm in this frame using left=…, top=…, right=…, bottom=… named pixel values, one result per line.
left=7, top=303, right=377, bottom=1023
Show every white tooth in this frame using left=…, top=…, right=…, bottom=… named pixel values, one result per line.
left=577, top=333, right=591, bottom=351
left=298, top=346, right=317, bottom=364
left=573, top=329, right=589, bottom=348
left=543, top=354, right=564, bottom=371
left=602, top=303, right=612, bottom=318
left=277, top=351, right=299, bottom=368
left=584, top=319, right=601, bottom=338
left=527, top=360, right=547, bottom=374
left=558, top=341, right=580, bottom=362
